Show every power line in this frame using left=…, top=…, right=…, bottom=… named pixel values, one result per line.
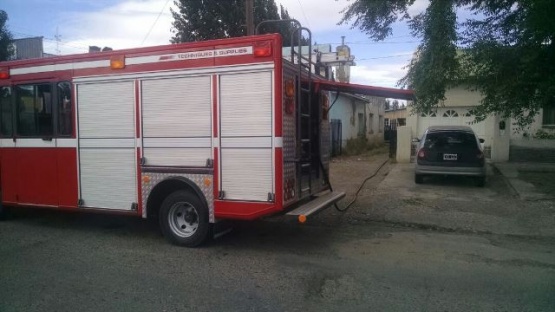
left=11, top=31, right=89, bottom=51
left=296, top=0, right=311, bottom=29
left=357, top=53, right=413, bottom=61
left=328, top=41, right=419, bottom=45
left=54, top=27, right=61, bottom=55
left=141, top=0, right=171, bottom=46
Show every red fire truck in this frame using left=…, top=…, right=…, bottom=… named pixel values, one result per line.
left=0, top=30, right=413, bottom=246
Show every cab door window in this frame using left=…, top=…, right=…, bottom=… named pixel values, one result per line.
left=15, top=84, right=53, bottom=137
left=57, top=82, right=73, bottom=136
left=0, top=86, right=12, bottom=136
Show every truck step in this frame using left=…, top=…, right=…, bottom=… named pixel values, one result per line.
left=286, top=191, right=345, bottom=218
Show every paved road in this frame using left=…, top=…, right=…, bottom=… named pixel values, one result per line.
left=2, top=154, right=554, bottom=311
left=1, top=207, right=554, bottom=312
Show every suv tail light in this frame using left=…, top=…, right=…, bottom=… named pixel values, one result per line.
left=417, top=149, right=426, bottom=158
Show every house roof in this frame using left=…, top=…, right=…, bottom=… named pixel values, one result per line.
left=314, top=80, right=415, bottom=101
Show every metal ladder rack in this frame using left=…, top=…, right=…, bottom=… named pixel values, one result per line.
left=290, top=27, right=313, bottom=198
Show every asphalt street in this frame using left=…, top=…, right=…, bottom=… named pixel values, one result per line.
left=1, top=155, right=554, bottom=312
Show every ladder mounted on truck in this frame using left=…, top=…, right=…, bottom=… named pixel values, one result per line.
left=257, top=20, right=344, bottom=221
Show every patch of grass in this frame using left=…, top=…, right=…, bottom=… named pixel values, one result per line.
left=518, top=171, right=555, bottom=194
left=343, top=137, right=388, bottom=156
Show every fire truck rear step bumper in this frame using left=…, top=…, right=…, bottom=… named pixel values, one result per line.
left=286, top=191, right=346, bottom=218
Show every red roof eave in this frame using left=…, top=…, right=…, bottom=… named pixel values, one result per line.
left=314, top=80, right=414, bottom=101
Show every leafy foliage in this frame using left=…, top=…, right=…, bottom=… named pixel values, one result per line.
left=340, top=0, right=555, bottom=128
left=339, top=0, right=416, bottom=41
left=0, top=10, right=14, bottom=61
left=171, top=0, right=307, bottom=46
left=398, top=0, right=459, bottom=115
left=533, top=129, right=555, bottom=140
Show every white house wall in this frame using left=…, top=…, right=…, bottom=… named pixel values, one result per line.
left=444, top=87, right=546, bottom=141
left=406, top=87, right=513, bottom=162
left=328, top=93, right=385, bottom=147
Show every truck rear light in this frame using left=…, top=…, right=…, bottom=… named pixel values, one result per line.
left=284, top=78, right=295, bottom=115
left=0, top=67, right=9, bottom=79
left=285, top=98, right=294, bottom=115
left=254, top=42, right=272, bottom=57
left=284, top=178, right=295, bottom=201
left=285, top=79, right=295, bottom=97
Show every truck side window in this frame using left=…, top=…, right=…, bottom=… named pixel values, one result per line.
left=15, top=84, right=53, bottom=137
left=0, top=86, right=12, bottom=137
left=57, top=82, right=73, bottom=136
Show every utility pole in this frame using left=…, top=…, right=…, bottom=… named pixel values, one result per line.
left=246, top=0, right=254, bottom=35
left=55, top=26, right=61, bottom=55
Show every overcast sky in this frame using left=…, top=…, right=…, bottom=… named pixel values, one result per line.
left=2, top=0, right=429, bottom=87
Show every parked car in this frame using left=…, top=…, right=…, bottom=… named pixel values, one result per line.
left=414, top=126, right=486, bottom=187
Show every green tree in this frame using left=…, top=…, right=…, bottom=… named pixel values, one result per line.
left=392, top=99, right=399, bottom=110
left=171, top=0, right=306, bottom=46
left=0, top=10, right=14, bottom=61
left=340, top=0, right=555, bottom=129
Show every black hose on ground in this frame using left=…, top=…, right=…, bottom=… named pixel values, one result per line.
left=334, top=158, right=390, bottom=212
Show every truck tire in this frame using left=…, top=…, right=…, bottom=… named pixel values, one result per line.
left=159, top=190, right=210, bottom=247
left=0, top=195, right=8, bottom=221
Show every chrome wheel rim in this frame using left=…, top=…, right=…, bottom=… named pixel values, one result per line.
left=168, top=201, right=199, bottom=238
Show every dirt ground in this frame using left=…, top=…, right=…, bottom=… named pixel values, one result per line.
left=310, top=145, right=392, bottom=225
left=320, top=146, right=555, bottom=239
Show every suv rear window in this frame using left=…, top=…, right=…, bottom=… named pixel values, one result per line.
left=424, top=131, right=478, bottom=149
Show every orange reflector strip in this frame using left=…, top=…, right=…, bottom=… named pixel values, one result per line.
left=298, top=215, right=307, bottom=223
left=110, top=55, right=126, bottom=69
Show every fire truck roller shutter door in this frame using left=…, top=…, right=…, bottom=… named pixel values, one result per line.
left=77, top=81, right=138, bottom=210
left=219, top=71, right=273, bottom=201
left=141, top=76, right=212, bottom=167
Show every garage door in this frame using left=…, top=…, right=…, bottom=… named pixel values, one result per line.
left=417, top=107, right=485, bottom=139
